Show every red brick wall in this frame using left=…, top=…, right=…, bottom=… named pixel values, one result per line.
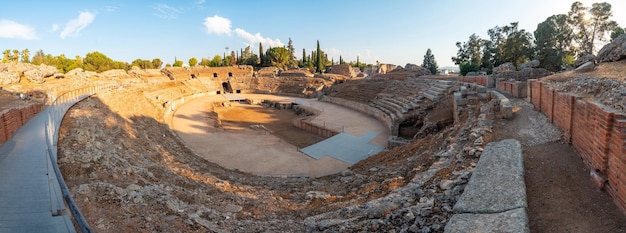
left=540, top=86, right=555, bottom=122
left=572, top=101, right=614, bottom=173
left=553, top=92, right=576, bottom=142
left=607, top=114, right=626, bottom=211
left=0, top=103, right=44, bottom=145
left=531, top=80, right=542, bottom=108
left=529, top=80, right=626, bottom=213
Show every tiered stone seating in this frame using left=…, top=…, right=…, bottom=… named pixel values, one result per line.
left=418, top=80, right=454, bottom=101
left=183, top=79, right=208, bottom=93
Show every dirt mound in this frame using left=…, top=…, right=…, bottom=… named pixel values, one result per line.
left=542, top=60, right=626, bottom=112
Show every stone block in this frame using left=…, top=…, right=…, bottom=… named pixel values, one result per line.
left=444, top=208, right=529, bottom=233
left=453, top=139, right=526, bottom=213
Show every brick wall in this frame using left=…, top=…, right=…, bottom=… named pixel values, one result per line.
left=553, top=92, right=576, bottom=142
left=0, top=103, right=44, bottom=145
left=528, top=79, right=626, bottom=213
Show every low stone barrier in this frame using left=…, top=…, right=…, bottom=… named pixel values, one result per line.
left=445, top=139, right=528, bottom=232
left=320, top=95, right=396, bottom=136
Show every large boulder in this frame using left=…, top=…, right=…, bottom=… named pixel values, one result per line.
left=100, top=69, right=130, bottom=79
left=0, top=72, right=20, bottom=84
left=22, top=64, right=59, bottom=84
left=575, top=61, right=595, bottom=72
left=596, top=34, right=626, bottom=63
left=65, top=68, right=89, bottom=79
left=404, top=63, right=432, bottom=76
left=493, top=62, right=516, bottom=74
left=519, top=60, right=540, bottom=69
left=575, top=54, right=596, bottom=68
left=38, top=64, right=58, bottom=77
left=23, top=69, right=46, bottom=83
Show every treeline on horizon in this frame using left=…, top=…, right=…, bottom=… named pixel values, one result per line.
left=1, top=39, right=374, bottom=74
left=453, top=1, right=625, bottom=75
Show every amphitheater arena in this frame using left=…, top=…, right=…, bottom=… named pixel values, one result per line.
left=1, top=63, right=625, bottom=232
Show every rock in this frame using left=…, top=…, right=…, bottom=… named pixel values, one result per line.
left=404, top=63, right=431, bottom=76
left=575, top=61, right=595, bottom=72
left=100, top=69, right=130, bottom=79
left=519, top=60, right=540, bottom=69
left=38, top=64, right=59, bottom=77
left=590, top=170, right=607, bottom=190
left=596, top=34, right=626, bottom=63
left=454, top=139, right=526, bottom=214
left=575, top=54, right=596, bottom=67
left=305, top=191, right=331, bottom=201
left=341, top=169, right=353, bottom=176
left=65, top=68, right=89, bottom=79
left=439, top=179, right=454, bottom=190
left=493, top=62, right=516, bottom=74
left=473, top=137, right=484, bottom=146
left=0, top=72, right=20, bottom=84
left=445, top=208, right=529, bottom=233
left=23, top=69, right=46, bottom=83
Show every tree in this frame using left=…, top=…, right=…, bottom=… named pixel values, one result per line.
left=1, top=50, right=9, bottom=63
left=422, top=48, right=438, bottom=75
left=173, top=59, right=183, bottom=67
left=459, top=61, right=479, bottom=76
left=152, top=58, right=163, bottom=69
left=83, top=51, right=116, bottom=72
left=315, top=40, right=323, bottom=73
left=131, top=59, right=154, bottom=69
left=209, top=55, right=222, bottom=67
left=11, top=49, right=19, bottom=63
left=611, top=27, right=625, bottom=42
left=199, top=58, right=210, bottom=66
left=268, top=47, right=291, bottom=69
left=230, top=51, right=236, bottom=65
left=239, top=46, right=258, bottom=66
left=568, top=1, right=618, bottom=55
left=535, top=14, right=574, bottom=71
left=498, top=23, right=534, bottom=67
left=188, top=57, right=198, bottom=67
left=287, top=38, right=297, bottom=69
left=31, top=49, right=45, bottom=65
left=21, top=49, right=30, bottom=63
left=258, top=42, right=265, bottom=67
left=452, top=33, right=483, bottom=67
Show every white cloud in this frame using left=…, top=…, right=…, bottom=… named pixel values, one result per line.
left=203, top=15, right=232, bottom=35
left=195, top=0, right=206, bottom=4
left=202, top=15, right=283, bottom=47
left=0, top=19, right=38, bottom=40
left=152, top=4, right=181, bottom=19
left=234, top=28, right=283, bottom=47
left=60, top=11, right=96, bottom=39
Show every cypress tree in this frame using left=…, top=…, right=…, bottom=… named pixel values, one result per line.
left=316, top=40, right=322, bottom=73
left=259, top=42, right=264, bottom=66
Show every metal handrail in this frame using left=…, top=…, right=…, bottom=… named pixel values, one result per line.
left=44, top=84, right=118, bottom=233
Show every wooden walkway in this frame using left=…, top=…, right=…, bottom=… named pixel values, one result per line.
left=0, top=107, right=75, bottom=232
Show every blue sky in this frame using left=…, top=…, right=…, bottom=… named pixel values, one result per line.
left=1, top=0, right=625, bottom=68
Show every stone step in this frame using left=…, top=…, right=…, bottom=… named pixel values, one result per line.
left=421, top=91, right=440, bottom=101
left=375, top=99, right=404, bottom=116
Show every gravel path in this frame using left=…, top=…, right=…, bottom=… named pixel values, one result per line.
left=491, top=98, right=626, bottom=232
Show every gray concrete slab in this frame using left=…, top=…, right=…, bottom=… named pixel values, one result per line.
left=299, top=132, right=385, bottom=164
left=454, top=139, right=526, bottom=213
left=445, top=208, right=529, bottom=233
